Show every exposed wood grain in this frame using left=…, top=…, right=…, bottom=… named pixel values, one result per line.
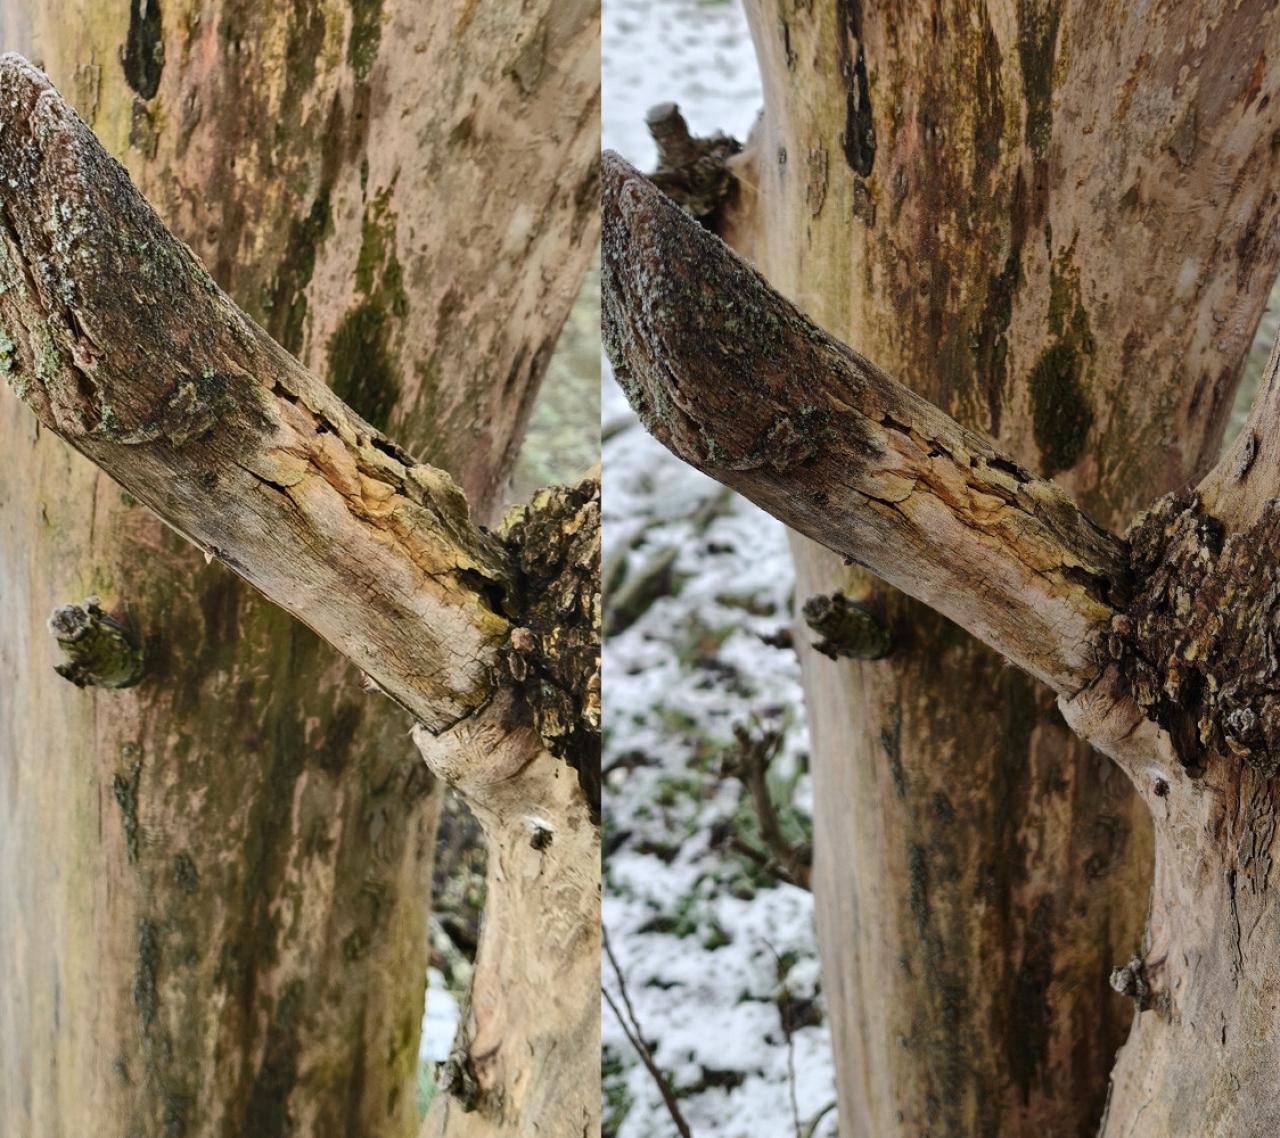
left=0, top=55, right=510, bottom=732
left=602, top=151, right=1124, bottom=698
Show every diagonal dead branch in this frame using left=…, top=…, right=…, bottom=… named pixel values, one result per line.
left=601, top=151, right=1126, bottom=698
left=0, top=55, right=516, bottom=733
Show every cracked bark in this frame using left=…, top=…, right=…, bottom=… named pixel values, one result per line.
left=604, top=155, right=1123, bottom=697
left=0, top=1, right=599, bottom=1130
left=604, top=1, right=1280, bottom=1124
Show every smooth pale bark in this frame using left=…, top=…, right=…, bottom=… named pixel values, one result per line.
left=0, top=3, right=598, bottom=1136
left=414, top=705, right=599, bottom=1138
left=608, top=1, right=1280, bottom=1134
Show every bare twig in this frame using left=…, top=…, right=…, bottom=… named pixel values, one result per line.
left=763, top=941, right=803, bottom=1138
left=801, top=1102, right=838, bottom=1138
left=602, top=926, right=694, bottom=1138
left=723, top=721, right=812, bottom=890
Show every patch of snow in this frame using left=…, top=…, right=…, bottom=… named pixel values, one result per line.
left=603, top=2, right=836, bottom=1134
left=421, top=968, right=462, bottom=1063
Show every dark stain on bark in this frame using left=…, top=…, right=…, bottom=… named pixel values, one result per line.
left=1008, top=894, right=1055, bottom=1104
left=1016, top=0, right=1062, bottom=158
left=881, top=704, right=907, bottom=800
left=133, top=917, right=160, bottom=1029
left=320, top=702, right=364, bottom=774
left=971, top=11, right=1006, bottom=186
left=242, top=981, right=305, bottom=1137
left=113, top=744, right=144, bottom=866
left=122, top=0, right=164, bottom=100
left=974, top=250, right=1021, bottom=436
left=266, top=191, right=332, bottom=356
left=836, top=0, right=876, bottom=177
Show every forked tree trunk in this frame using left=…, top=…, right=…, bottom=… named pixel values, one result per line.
left=0, top=3, right=597, bottom=1136
left=603, top=2, right=1280, bottom=1133
left=726, top=5, right=1280, bottom=1135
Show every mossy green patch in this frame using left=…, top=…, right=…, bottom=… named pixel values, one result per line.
left=328, top=301, right=401, bottom=430
left=1016, top=0, right=1062, bottom=158
left=1029, top=245, right=1095, bottom=475
left=284, top=0, right=327, bottom=96
left=1029, top=341, right=1092, bottom=476
left=328, top=190, right=408, bottom=430
left=347, top=0, right=384, bottom=81
left=266, top=192, right=332, bottom=355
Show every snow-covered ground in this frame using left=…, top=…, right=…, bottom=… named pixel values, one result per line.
left=603, top=2, right=837, bottom=1135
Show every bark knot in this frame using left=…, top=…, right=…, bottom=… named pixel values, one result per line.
left=49, top=596, right=145, bottom=689
left=802, top=591, right=892, bottom=660
left=644, top=102, right=742, bottom=228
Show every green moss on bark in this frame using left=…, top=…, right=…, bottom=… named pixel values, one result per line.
left=1016, top=0, right=1062, bottom=158
left=266, top=191, right=333, bottom=355
left=347, top=0, right=384, bottom=81
left=327, top=191, right=408, bottom=429
left=1030, top=246, right=1095, bottom=475
left=1029, top=341, right=1092, bottom=475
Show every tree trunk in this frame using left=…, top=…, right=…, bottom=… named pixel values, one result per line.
left=616, top=1, right=1280, bottom=1133
left=0, top=3, right=597, bottom=1136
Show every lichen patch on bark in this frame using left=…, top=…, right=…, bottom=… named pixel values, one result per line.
left=1110, top=492, right=1280, bottom=776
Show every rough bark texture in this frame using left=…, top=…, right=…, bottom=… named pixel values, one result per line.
left=603, top=156, right=1125, bottom=695
left=0, top=3, right=598, bottom=1136
left=610, top=1, right=1280, bottom=1134
left=415, top=475, right=600, bottom=1138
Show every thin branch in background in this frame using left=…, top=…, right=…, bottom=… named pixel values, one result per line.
left=762, top=940, right=803, bottom=1138
left=722, top=720, right=812, bottom=890
left=801, top=1102, right=838, bottom=1138
left=602, top=926, right=694, bottom=1138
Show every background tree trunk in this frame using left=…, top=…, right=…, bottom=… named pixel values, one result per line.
left=718, top=2, right=1280, bottom=1133
left=0, top=2, right=597, bottom=1135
